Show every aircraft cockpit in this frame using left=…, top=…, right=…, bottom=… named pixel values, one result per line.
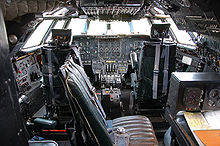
left=0, top=0, right=220, bottom=146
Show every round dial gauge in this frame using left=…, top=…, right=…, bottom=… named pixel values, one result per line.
left=209, top=89, right=220, bottom=98
left=183, top=88, right=203, bottom=109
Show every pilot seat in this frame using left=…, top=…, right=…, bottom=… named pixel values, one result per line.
left=59, top=56, right=158, bottom=146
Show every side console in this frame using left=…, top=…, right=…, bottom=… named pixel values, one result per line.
left=12, top=54, right=43, bottom=117
left=13, top=54, right=42, bottom=93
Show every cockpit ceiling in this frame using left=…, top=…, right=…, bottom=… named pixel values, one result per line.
left=0, top=0, right=148, bottom=21
left=0, top=0, right=69, bottom=21
left=1, top=0, right=220, bottom=37
left=151, top=0, right=220, bottom=37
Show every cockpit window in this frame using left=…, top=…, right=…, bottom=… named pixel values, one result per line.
left=153, top=7, right=196, bottom=46
left=85, top=19, right=151, bottom=35
left=110, top=21, right=131, bottom=35
left=46, top=20, right=66, bottom=43
left=87, top=20, right=106, bottom=35
left=167, top=18, right=195, bottom=46
left=22, top=16, right=196, bottom=50
left=23, top=20, right=53, bottom=49
left=87, top=20, right=132, bottom=35
left=131, top=19, right=151, bottom=35
left=67, top=18, right=87, bottom=35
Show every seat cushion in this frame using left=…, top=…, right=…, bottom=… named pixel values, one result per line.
left=112, top=115, right=158, bottom=146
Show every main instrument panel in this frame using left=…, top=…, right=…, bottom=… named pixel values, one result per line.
left=72, top=35, right=147, bottom=65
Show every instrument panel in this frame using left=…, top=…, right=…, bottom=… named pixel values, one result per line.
left=167, top=72, right=220, bottom=117
left=75, top=38, right=98, bottom=64
left=73, top=35, right=147, bottom=87
left=183, top=87, right=204, bottom=110
left=98, top=38, right=121, bottom=59
left=72, top=35, right=147, bottom=65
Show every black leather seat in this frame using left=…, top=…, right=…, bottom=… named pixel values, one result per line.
left=60, top=56, right=158, bottom=146
left=113, top=115, right=158, bottom=145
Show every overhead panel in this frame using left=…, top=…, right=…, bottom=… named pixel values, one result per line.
left=80, top=0, right=145, bottom=20
left=152, top=0, right=220, bottom=37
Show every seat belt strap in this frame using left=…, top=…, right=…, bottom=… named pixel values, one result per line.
left=162, top=45, right=170, bottom=94
left=71, top=46, right=83, bottom=67
left=152, top=43, right=161, bottom=99
left=47, top=49, right=55, bottom=103
left=138, top=46, right=144, bottom=80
